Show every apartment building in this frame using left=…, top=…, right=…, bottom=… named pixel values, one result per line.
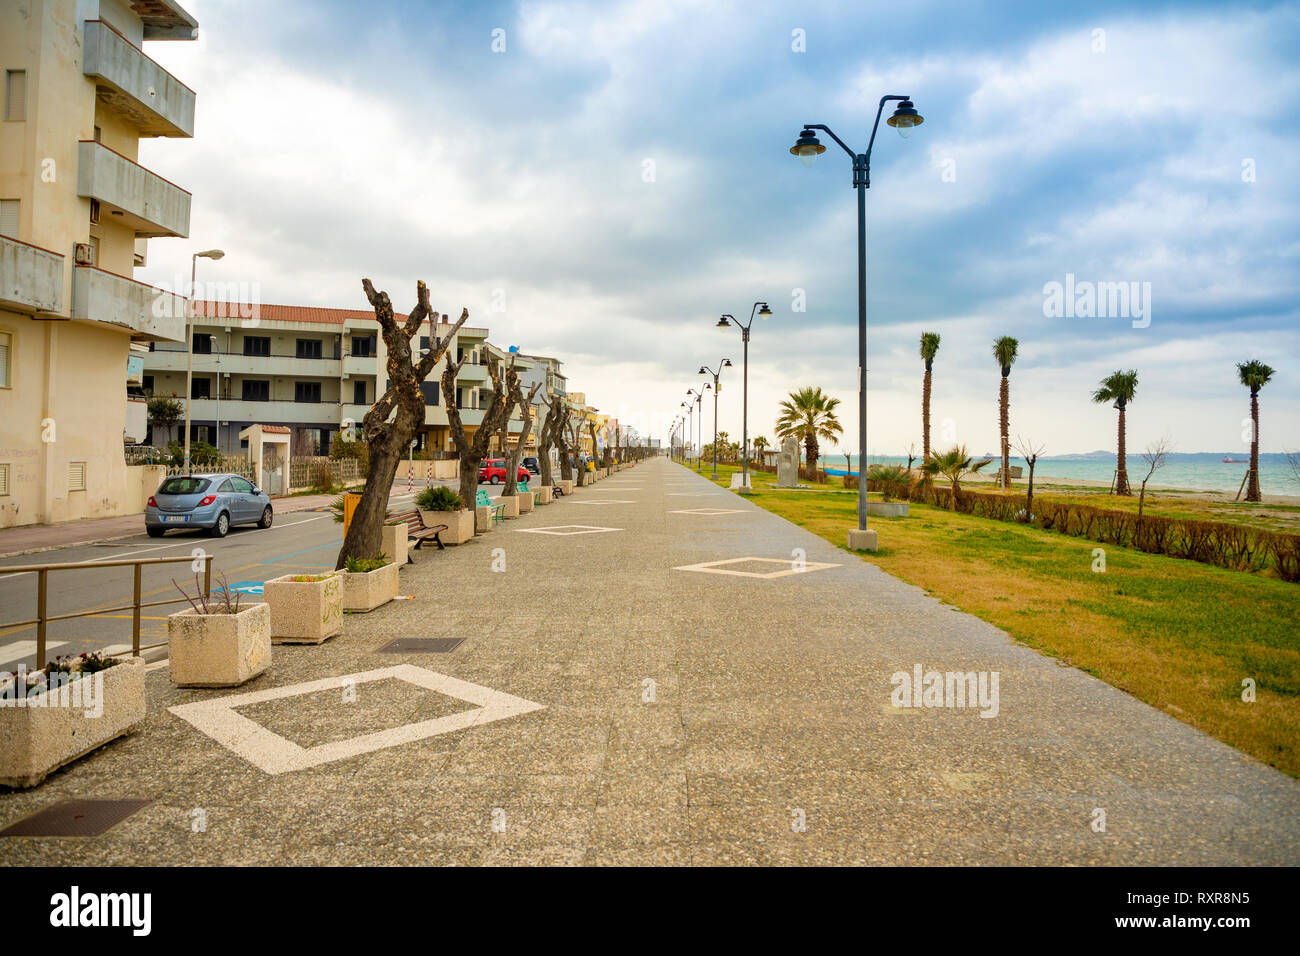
left=1, top=0, right=197, bottom=528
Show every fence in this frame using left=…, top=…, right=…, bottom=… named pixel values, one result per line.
left=163, top=455, right=256, bottom=479
left=289, top=456, right=360, bottom=491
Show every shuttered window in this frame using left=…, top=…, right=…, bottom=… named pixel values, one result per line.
left=0, top=331, right=10, bottom=388
left=68, top=461, right=86, bottom=492
left=4, top=70, right=25, bottom=121
left=0, top=199, right=18, bottom=239
left=0, top=464, right=10, bottom=496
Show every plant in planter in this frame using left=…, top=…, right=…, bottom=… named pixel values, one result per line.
left=416, top=485, right=474, bottom=545
left=341, top=553, right=399, bottom=612
left=168, top=574, right=271, bottom=688
left=1, top=652, right=145, bottom=789
left=263, top=571, right=344, bottom=645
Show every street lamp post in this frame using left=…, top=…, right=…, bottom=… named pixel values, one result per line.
left=698, top=359, right=732, bottom=479
left=183, top=248, right=225, bottom=474
left=690, top=385, right=708, bottom=471
left=681, top=399, right=693, bottom=464
left=717, top=302, right=772, bottom=490
left=789, top=96, right=923, bottom=551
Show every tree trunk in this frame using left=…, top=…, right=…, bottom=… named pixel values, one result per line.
left=1115, top=401, right=1131, bottom=495
left=922, top=364, right=933, bottom=461
left=458, top=455, right=479, bottom=509
left=998, top=373, right=1010, bottom=490
left=1025, top=459, right=1036, bottom=520
left=1246, top=390, right=1262, bottom=502
left=804, top=432, right=818, bottom=472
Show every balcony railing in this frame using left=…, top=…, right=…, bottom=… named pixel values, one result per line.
left=82, top=20, right=196, bottom=137
left=0, top=235, right=64, bottom=315
left=77, top=140, right=191, bottom=238
left=72, top=265, right=186, bottom=341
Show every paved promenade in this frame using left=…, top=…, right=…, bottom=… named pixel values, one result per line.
left=2, top=457, right=1297, bottom=865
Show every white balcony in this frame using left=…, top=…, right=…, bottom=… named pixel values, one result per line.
left=72, top=265, right=186, bottom=342
left=83, top=20, right=196, bottom=138
left=77, top=141, right=191, bottom=238
left=456, top=361, right=488, bottom=382
left=187, top=398, right=341, bottom=426
left=342, top=354, right=377, bottom=378
left=144, top=347, right=341, bottom=378
left=0, top=236, right=64, bottom=315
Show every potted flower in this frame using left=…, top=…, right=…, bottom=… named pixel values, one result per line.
left=342, top=554, right=399, bottom=612
left=417, top=485, right=474, bottom=545
left=0, top=652, right=145, bottom=789
left=168, top=574, right=271, bottom=688
left=263, top=571, right=344, bottom=644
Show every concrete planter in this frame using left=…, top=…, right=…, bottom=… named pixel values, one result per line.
left=0, top=657, right=146, bottom=789
left=169, top=602, right=272, bottom=688
left=381, top=523, right=408, bottom=566
left=498, top=495, right=520, bottom=519
left=264, top=572, right=343, bottom=645
left=475, top=506, right=491, bottom=534
left=557, top=479, right=574, bottom=496
left=867, top=501, right=910, bottom=517
left=517, top=492, right=534, bottom=513
left=423, top=508, right=474, bottom=545
left=536, top=486, right=554, bottom=505
left=342, top=561, right=399, bottom=613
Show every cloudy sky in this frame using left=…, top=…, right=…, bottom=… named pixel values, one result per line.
left=138, top=0, right=1300, bottom=457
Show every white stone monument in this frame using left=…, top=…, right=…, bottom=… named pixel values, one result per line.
left=776, top=435, right=800, bottom=488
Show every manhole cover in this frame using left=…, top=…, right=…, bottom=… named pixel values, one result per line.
left=375, top=638, right=465, bottom=653
left=0, top=799, right=152, bottom=837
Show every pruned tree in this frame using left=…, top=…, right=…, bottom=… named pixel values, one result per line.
left=1012, top=434, right=1046, bottom=522
left=549, top=395, right=575, bottom=483
left=444, top=353, right=519, bottom=510
left=563, top=409, right=588, bottom=486
left=588, top=420, right=600, bottom=473
left=537, top=392, right=562, bottom=486
left=336, top=279, right=467, bottom=569
left=1137, top=437, right=1173, bottom=519
left=500, top=378, right=541, bottom=496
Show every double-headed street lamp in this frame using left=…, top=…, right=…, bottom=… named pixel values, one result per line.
left=684, top=385, right=709, bottom=469
left=698, top=359, right=732, bottom=479
left=789, top=95, right=923, bottom=551
left=717, top=302, right=772, bottom=489
left=184, top=248, right=226, bottom=475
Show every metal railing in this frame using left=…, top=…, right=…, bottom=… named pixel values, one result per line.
left=0, top=554, right=213, bottom=668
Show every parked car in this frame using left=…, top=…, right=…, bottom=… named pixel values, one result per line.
left=477, top=458, right=530, bottom=484
left=145, top=473, right=273, bottom=538
left=522, top=456, right=541, bottom=475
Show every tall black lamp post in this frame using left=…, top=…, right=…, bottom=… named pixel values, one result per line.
left=717, top=302, right=771, bottom=489
left=789, top=95, right=923, bottom=551
left=698, top=360, right=732, bottom=479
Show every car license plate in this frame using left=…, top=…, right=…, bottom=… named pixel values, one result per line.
left=164, top=516, right=189, bottom=523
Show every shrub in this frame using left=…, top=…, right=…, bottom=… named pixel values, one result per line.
left=416, top=485, right=462, bottom=511
left=866, top=464, right=913, bottom=502
left=344, top=554, right=389, bottom=573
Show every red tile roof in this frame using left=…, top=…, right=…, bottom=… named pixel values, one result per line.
left=260, top=425, right=291, bottom=434
left=193, top=301, right=401, bottom=325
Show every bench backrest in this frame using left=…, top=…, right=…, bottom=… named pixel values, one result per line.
left=475, top=490, right=490, bottom=507
left=518, top=479, right=530, bottom=492
left=387, top=509, right=423, bottom=533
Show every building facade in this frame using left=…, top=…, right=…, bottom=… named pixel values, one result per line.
left=1, top=0, right=197, bottom=528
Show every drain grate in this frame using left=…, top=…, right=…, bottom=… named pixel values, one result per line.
left=375, top=638, right=465, bottom=654
left=0, top=799, right=152, bottom=837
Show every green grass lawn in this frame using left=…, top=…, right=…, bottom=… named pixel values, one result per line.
left=693, top=461, right=1300, bottom=777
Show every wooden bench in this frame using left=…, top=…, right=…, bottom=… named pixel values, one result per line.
left=476, top=490, right=507, bottom=526
left=387, top=509, right=447, bottom=559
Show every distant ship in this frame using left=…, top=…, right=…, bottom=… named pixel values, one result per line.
left=1222, top=456, right=1248, bottom=463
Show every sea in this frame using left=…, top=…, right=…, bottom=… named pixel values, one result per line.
left=820, top=452, right=1298, bottom=495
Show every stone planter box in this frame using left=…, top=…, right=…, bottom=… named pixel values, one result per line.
left=382, top=522, right=408, bottom=566
left=867, top=501, right=909, bottom=517
left=423, top=508, right=474, bottom=545
left=536, top=486, right=553, bottom=505
left=342, top=561, right=400, bottom=613
left=498, top=495, right=520, bottom=519
left=169, top=602, right=272, bottom=688
left=558, top=479, right=574, bottom=496
left=517, top=491, right=534, bottom=513
left=264, top=572, right=343, bottom=645
left=475, top=506, right=491, bottom=534
left=0, top=657, right=146, bottom=789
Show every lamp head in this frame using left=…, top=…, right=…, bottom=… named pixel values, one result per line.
left=716, top=315, right=731, bottom=329
left=722, top=359, right=732, bottom=368
left=757, top=302, right=772, bottom=318
left=699, top=366, right=708, bottom=375
left=790, top=128, right=826, bottom=167
left=195, top=249, right=225, bottom=260
left=887, top=100, right=923, bottom=138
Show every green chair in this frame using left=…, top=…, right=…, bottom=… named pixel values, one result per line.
left=476, top=489, right=507, bottom=526
left=518, top=478, right=541, bottom=505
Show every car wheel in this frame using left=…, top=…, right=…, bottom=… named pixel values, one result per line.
left=147, top=527, right=165, bottom=538
left=209, top=512, right=230, bottom=538
left=258, top=506, right=274, bottom=529
left=491, top=476, right=500, bottom=485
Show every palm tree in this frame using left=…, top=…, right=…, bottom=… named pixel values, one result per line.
left=751, top=435, right=769, bottom=467
left=921, top=444, right=993, bottom=508
left=1091, top=369, right=1139, bottom=496
left=775, top=386, right=843, bottom=472
left=992, top=336, right=1019, bottom=489
left=919, top=332, right=940, bottom=462
left=1238, top=359, right=1275, bottom=502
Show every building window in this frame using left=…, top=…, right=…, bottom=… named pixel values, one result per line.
left=0, top=199, right=17, bottom=239
left=296, top=339, right=322, bottom=359
left=419, top=336, right=430, bottom=353
left=240, top=438, right=249, bottom=449
left=4, top=70, right=26, bottom=122
left=0, top=330, right=10, bottom=388
left=68, top=461, right=86, bottom=492
left=191, top=378, right=211, bottom=399
left=351, top=336, right=374, bottom=358
left=243, top=336, right=270, bottom=357
left=294, top=381, right=321, bottom=403
left=190, top=424, right=215, bottom=444
left=0, top=463, right=9, bottom=496
left=354, top=380, right=367, bottom=405
left=142, top=374, right=153, bottom=395
left=192, top=333, right=212, bottom=354
left=420, top=382, right=438, bottom=406
left=242, top=380, right=270, bottom=401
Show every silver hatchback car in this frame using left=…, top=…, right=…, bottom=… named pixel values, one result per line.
left=145, top=473, right=273, bottom=538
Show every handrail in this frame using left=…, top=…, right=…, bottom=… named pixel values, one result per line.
left=0, top=554, right=213, bottom=668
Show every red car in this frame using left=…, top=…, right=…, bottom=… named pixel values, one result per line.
left=478, top=458, right=529, bottom=484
